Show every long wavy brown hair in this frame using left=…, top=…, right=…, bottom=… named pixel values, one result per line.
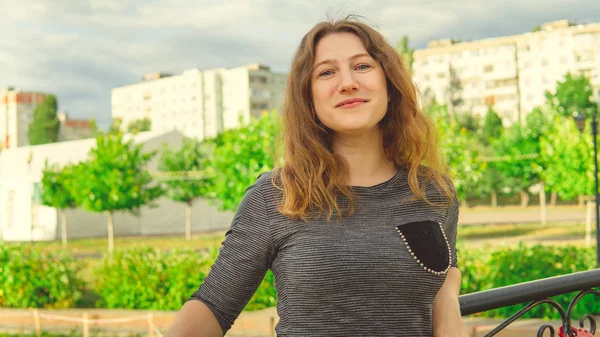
left=273, top=15, right=454, bottom=221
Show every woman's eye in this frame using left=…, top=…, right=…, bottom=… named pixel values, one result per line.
left=319, top=70, right=334, bottom=77
left=356, top=64, right=371, bottom=70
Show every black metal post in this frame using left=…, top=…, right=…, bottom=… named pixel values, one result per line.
left=594, top=114, right=600, bottom=267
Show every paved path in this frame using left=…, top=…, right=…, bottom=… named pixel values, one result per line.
left=459, top=206, right=589, bottom=226
left=2, top=307, right=584, bottom=337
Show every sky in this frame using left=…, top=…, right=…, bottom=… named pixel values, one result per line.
left=1, top=0, right=600, bottom=130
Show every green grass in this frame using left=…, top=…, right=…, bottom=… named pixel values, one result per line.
left=458, top=222, right=591, bottom=240
left=5, top=231, right=227, bottom=256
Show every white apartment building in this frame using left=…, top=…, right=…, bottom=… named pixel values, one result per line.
left=0, top=88, right=47, bottom=149
left=111, top=63, right=287, bottom=140
left=413, top=20, right=600, bottom=124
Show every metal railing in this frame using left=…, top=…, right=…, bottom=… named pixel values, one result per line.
left=459, top=268, right=600, bottom=337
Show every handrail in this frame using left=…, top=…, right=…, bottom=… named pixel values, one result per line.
left=459, top=268, right=600, bottom=316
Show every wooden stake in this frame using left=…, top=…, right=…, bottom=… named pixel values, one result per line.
left=83, top=312, right=89, bottom=337
left=147, top=313, right=155, bottom=337
left=33, top=309, right=41, bottom=337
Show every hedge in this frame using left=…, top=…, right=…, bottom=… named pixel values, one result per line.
left=93, top=247, right=276, bottom=312
left=1, top=242, right=598, bottom=319
left=0, top=245, right=83, bottom=308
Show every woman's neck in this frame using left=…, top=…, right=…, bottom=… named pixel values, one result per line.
left=332, top=130, right=397, bottom=187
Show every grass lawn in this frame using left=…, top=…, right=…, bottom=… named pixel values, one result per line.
left=5, top=230, right=227, bottom=256
left=7, top=221, right=594, bottom=257
left=458, top=222, right=596, bottom=249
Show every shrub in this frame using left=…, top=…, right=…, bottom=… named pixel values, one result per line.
left=478, top=243, right=598, bottom=319
left=0, top=245, right=83, bottom=308
left=457, top=242, right=492, bottom=295
left=94, top=246, right=277, bottom=311
left=245, top=270, right=277, bottom=311
left=94, top=247, right=217, bottom=310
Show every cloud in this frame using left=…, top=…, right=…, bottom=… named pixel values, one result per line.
left=1, top=0, right=599, bottom=129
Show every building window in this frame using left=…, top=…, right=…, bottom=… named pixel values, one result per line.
left=484, top=65, right=494, bottom=73
left=33, top=183, right=41, bottom=203
left=6, top=190, right=15, bottom=228
left=251, top=76, right=268, bottom=84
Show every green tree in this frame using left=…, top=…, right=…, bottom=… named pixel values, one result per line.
left=127, top=118, right=152, bottom=134
left=456, top=112, right=480, bottom=135
left=28, top=95, right=60, bottom=145
left=546, top=72, right=595, bottom=119
left=482, top=107, right=504, bottom=144
left=205, top=111, right=278, bottom=211
left=72, top=130, right=163, bottom=256
left=395, top=35, right=414, bottom=72
left=40, top=161, right=78, bottom=247
left=446, top=64, right=463, bottom=121
left=540, top=115, right=595, bottom=200
left=477, top=160, right=505, bottom=207
left=493, top=124, right=541, bottom=207
left=430, top=104, right=484, bottom=203
left=159, top=137, right=211, bottom=241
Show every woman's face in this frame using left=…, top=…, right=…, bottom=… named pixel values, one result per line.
left=311, top=32, right=388, bottom=138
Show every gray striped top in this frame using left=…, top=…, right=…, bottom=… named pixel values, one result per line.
left=190, top=167, right=459, bottom=336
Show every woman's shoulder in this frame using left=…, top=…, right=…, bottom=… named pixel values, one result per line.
left=242, top=169, right=283, bottom=205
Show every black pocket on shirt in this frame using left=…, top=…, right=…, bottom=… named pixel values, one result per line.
left=395, top=220, right=451, bottom=275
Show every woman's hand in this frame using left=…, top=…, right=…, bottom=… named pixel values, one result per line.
left=432, top=268, right=471, bottom=337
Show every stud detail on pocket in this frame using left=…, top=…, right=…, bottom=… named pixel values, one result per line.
left=395, top=221, right=452, bottom=276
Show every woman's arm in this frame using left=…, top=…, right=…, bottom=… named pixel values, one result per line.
left=164, top=300, right=223, bottom=337
left=432, top=267, right=470, bottom=337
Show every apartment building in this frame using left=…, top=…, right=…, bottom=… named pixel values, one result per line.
left=413, top=20, right=600, bottom=124
left=111, top=63, right=287, bottom=140
left=0, top=88, right=47, bottom=149
left=57, top=111, right=95, bottom=142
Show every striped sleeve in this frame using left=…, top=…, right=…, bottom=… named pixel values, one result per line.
left=189, top=172, right=274, bottom=334
left=444, top=184, right=459, bottom=268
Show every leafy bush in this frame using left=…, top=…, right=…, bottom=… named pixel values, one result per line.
left=0, top=245, right=83, bottom=308
left=476, top=243, right=598, bottom=319
left=457, top=242, right=492, bottom=295
left=94, top=247, right=217, bottom=310
left=94, top=246, right=277, bottom=311
left=245, top=270, right=277, bottom=311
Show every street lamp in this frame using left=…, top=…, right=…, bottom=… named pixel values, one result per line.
left=594, top=89, right=600, bottom=267
left=576, top=89, right=600, bottom=267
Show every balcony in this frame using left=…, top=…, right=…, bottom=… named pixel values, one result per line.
left=460, top=269, right=600, bottom=336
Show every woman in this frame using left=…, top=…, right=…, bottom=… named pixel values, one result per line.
left=166, top=16, right=468, bottom=337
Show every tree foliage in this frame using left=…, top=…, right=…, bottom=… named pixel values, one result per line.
left=28, top=95, right=60, bottom=145
left=40, top=161, right=78, bottom=247
left=395, top=35, right=414, bottom=73
left=482, top=107, right=504, bottom=144
left=493, top=124, right=542, bottom=195
left=429, top=103, right=484, bottom=201
left=40, top=161, right=77, bottom=210
left=205, top=111, right=278, bottom=211
left=540, top=116, right=595, bottom=199
left=127, top=118, right=152, bottom=134
left=71, top=130, right=163, bottom=254
left=159, top=137, right=211, bottom=240
left=546, top=72, right=595, bottom=119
